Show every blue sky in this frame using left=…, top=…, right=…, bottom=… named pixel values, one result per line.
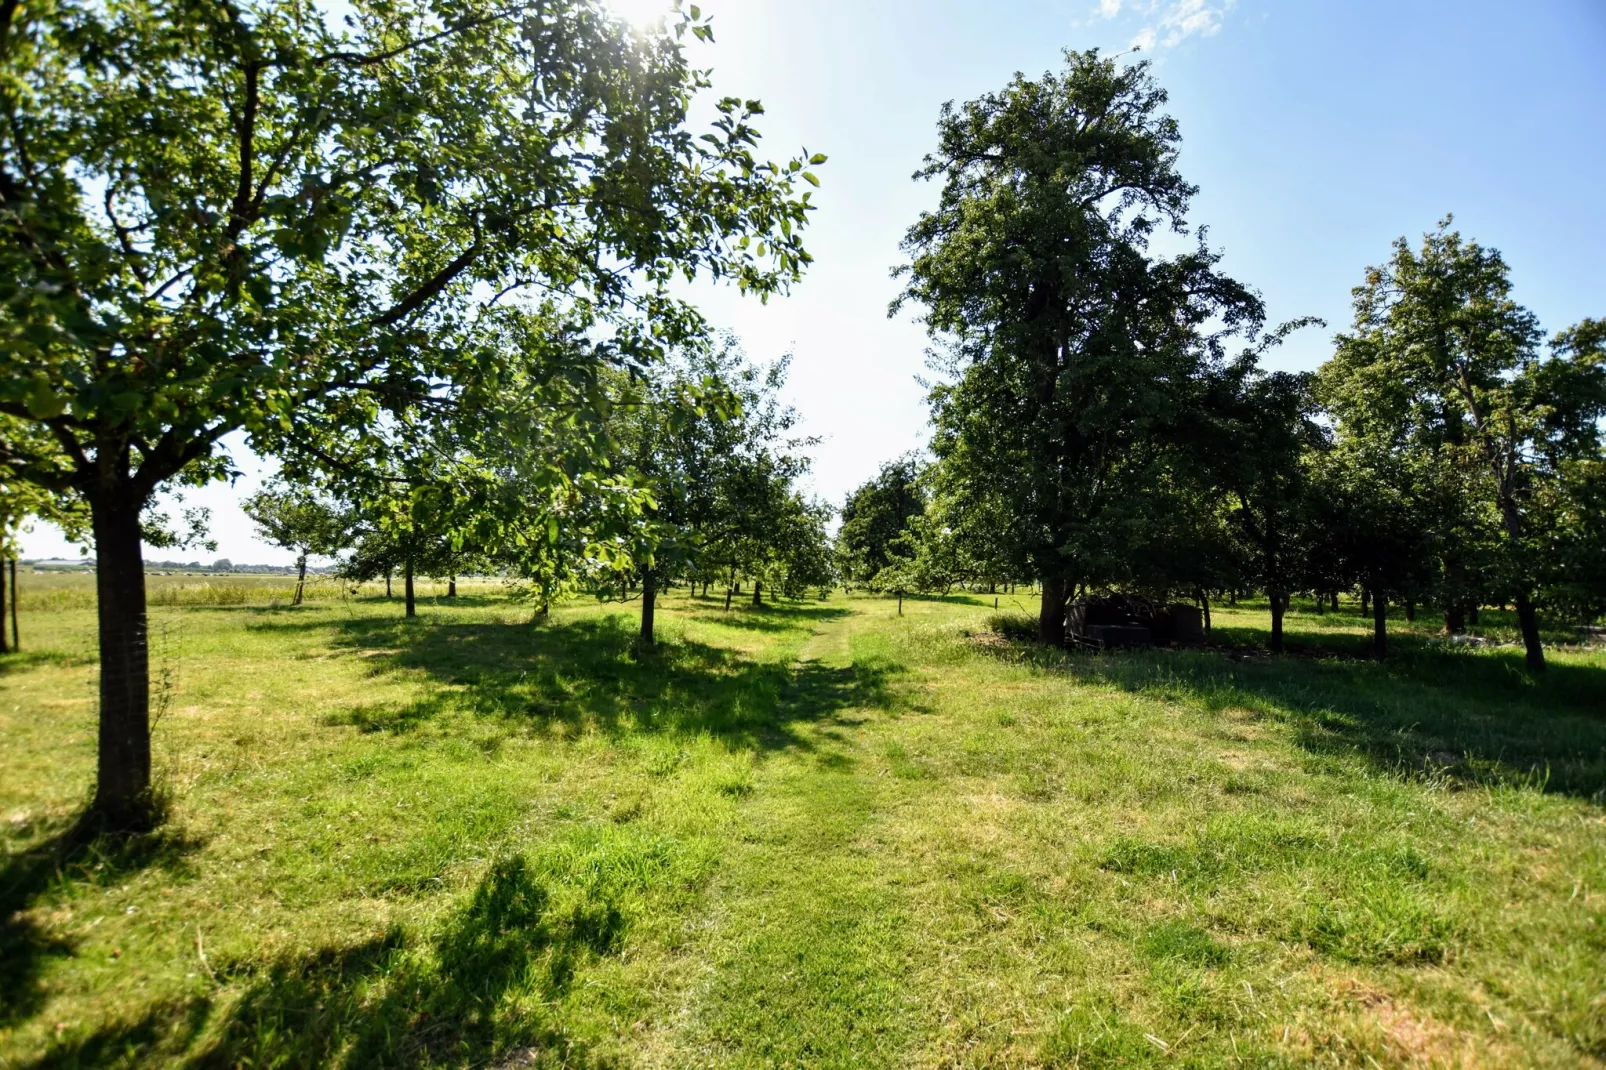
left=23, top=0, right=1606, bottom=562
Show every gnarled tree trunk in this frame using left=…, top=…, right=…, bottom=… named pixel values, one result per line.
left=404, top=558, right=416, bottom=618
left=1371, top=589, right=1388, bottom=661
left=1269, top=589, right=1286, bottom=654
left=640, top=570, right=657, bottom=644
left=1037, top=575, right=1068, bottom=646
left=752, top=580, right=762, bottom=607
left=293, top=553, right=307, bottom=606
left=90, top=489, right=154, bottom=828
left=1514, top=592, right=1544, bottom=673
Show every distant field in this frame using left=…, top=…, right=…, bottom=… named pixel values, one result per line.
left=11, top=569, right=481, bottom=612
left=2, top=589, right=1602, bottom=1067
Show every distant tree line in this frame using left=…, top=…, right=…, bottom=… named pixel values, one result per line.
left=241, top=334, right=834, bottom=630
left=839, top=50, right=1605, bottom=671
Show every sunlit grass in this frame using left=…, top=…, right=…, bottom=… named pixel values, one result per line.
left=2, top=588, right=1602, bottom=1066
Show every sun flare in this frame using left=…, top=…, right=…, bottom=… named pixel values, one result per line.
left=606, top=0, right=677, bottom=30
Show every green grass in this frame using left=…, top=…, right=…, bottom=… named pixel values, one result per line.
left=2, top=584, right=1603, bottom=1066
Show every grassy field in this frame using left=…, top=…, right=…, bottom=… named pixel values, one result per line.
left=2, top=579, right=1603, bottom=1067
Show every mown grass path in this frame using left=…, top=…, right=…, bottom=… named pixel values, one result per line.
left=2, top=587, right=1603, bottom=1067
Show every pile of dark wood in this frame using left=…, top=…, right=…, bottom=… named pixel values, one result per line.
left=1065, top=594, right=1205, bottom=650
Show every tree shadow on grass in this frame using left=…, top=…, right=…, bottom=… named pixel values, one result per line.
left=682, top=603, right=852, bottom=633
left=312, top=609, right=897, bottom=754
left=0, top=650, right=96, bottom=677
left=1, top=817, right=201, bottom=1032
left=977, top=631, right=1606, bottom=802
left=26, top=855, right=618, bottom=1069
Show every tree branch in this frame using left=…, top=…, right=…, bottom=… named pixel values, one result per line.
left=370, top=236, right=482, bottom=327
left=310, top=5, right=527, bottom=68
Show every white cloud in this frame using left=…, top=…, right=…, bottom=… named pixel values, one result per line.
left=1128, top=0, right=1234, bottom=51
left=1098, top=0, right=1123, bottom=17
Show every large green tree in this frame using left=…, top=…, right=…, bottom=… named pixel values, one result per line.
left=1322, top=223, right=1606, bottom=671
left=0, top=0, right=819, bottom=826
left=1213, top=365, right=1326, bottom=652
left=895, top=50, right=1264, bottom=644
left=837, top=455, right=926, bottom=584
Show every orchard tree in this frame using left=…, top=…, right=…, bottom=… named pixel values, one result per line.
left=760, top=492, right=836, bottom=599
left=837, top=456, right=926, bottom=584
left=1214, top=364, right=1326, bottom=653
left=872, top=511, right=963, bottom=597
left=0, top=0, right=821, bottom=826
left=1305, top=442, right=1436, bottom=661
left=243, top=479, right=344, bottom=604
left=608, top=341, right=747, bottom=644
left=895, top=50, right=1264, bottom=645
left=1323, top=223, right=1606, bottom=671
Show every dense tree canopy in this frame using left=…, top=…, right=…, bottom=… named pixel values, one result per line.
left=895, top=49, right=1265, bottom=643
left=837, top=456, right=926, bottom=584
left=1321, top=223, right=1606, bottom=670
left=0, top=0, right=821, bottom=826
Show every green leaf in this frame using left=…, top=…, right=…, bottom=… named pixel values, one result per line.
left=24, top=379, right=66, bottom=419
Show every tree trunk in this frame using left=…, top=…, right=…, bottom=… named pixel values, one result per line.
left=1360, top=588, right=1370, bottom=615
left=1467, top=605, right=1480, bottom=626
left=1405, top=600, right=1415, bottom=622
left=1514, top=591, right=1545, bottom=673
left=1314, top=591, right=1325, bottom=615
left=897, top=592, right=903, bottom=616
left=1330, top=591, right=1339, bottom=611
left=1371, top=589, right=1388, bottom=661
left=90, top=490, right=154, bottom=829
left=639, top=570, right=657, bottom=645
left=1037, top=575, right=1068, bottom=646
left=1269, top=589, right=1285, bottom=654
left=702, top=580, right=709, bottom=598
left=724, top=587, right=733, bottom=612
left=448, top=575, right=457, bottom=598
left=293, top=553, right=307, bottom=606
left=1229, top=588, right=1237, bottom=607
left=1445, top=605, right=1466, bottom=635
left=8, top=558, right=16, bottom=651
left=752, top=580, right=762, bottom=607
left=385, top=570, right=392, bottom=598
left=404, top=558, right=416, bottom=618
left=1200, top=589, right=1211, bottom=634
left=0, top=555, right=9, bottom=654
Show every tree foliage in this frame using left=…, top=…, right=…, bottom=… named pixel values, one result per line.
left=1321, top=222, right=1606, bottom=670
left=895, top=49, right=1265, bottom=643
left=0, top=0, right=821, bottom=826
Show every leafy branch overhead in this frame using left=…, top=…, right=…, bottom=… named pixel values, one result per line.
left=0, top=0, right=825, bottom=828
